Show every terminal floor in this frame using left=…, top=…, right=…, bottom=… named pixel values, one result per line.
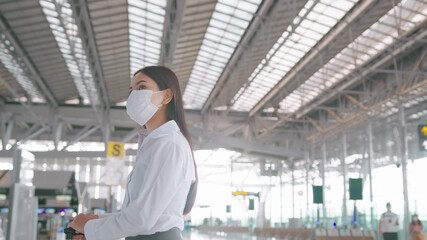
left=37, top=230, right=273, bottom=239
left=183, top=230, right=277, bottom=240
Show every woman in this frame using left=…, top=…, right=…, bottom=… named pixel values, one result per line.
left=69, top=66, right=198, bottom=240
left=409, top=214, right=424, bottom=240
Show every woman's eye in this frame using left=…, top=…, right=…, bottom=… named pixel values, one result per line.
left=138, top=85, right=145, bottom=90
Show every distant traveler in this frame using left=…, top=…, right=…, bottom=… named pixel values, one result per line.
left=409, top=214, right=423, bottom=240
left=379, top=202, right=399, bottom=240
left=68, top=66, right=198, bottom=240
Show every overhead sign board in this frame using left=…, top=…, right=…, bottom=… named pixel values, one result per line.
left=232, top=191, right=260, bottom=197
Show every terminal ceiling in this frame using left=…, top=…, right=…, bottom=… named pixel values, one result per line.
left=0, top=0, right=426, bottom=167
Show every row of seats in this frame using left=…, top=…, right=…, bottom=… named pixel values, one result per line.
left=253, top=227, right=311, bottom=239
left=252, top=227, right=375, bottom=240
left=316, top=228, right=375, bottom=240
left=197, top=225, right=249, bottom=233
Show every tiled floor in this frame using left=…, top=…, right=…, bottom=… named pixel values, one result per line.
left=38, top=230, right=270, bottom=239
left=183, top=230, right=272, bottom=240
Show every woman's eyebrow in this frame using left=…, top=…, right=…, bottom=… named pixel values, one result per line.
left=129, top=80, right=147, bottom=89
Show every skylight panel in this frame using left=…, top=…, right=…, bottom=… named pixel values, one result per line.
left=0, top=40, right=45, bottom=102
left=231, top=0, right=358, bottom=112
left=128, top=0, right=166, bottom=75
left=40, top=0, right=99, bottom=105
left=183, top=0, right=262, bottom=109
left=278, top=0, right=427, bottom=114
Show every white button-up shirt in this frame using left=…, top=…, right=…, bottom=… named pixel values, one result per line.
left=84, top=120, right=196, bottom=240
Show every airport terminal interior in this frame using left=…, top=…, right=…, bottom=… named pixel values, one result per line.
left=0, top=0, right=427, bottom=239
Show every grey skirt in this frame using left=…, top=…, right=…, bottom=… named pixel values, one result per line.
left=125, top=227, right=182, bottom=240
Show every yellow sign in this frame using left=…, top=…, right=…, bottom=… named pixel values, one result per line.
left=107, top=142, right=125, bottom=158
left=232, top=191, right=247, bottom=196
left=422, top=126, right=427, bottom=136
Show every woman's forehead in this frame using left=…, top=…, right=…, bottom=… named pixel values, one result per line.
left=131, top=72, right=152, bottom=84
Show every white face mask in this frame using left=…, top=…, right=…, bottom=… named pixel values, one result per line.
left=126, top=90, right=162, bottom=126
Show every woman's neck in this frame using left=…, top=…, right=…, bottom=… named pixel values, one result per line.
left=145, top=111, right=168, bottom=134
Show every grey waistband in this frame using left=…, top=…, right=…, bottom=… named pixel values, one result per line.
left=125, top=227, right=182, bottom=240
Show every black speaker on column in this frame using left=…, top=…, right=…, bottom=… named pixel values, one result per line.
left=312, top=185, right=323, bottom=204
left=249, top=199, right=254, bottom=210
left=349, top=178, right=363, bottom=200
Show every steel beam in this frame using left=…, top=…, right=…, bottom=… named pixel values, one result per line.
left=0, top=75, right=45, bottom=126
left=12, top=123, right=40, bottom=147
left=15, top=125, right=50, bottom=146
left=159, top=0, right=187, bottom=67
left=249, top=0, right=380, bottom=117
left=296, top=26, right=427, bottom=119
left=306, top=77, right=427, bottom=142
left=0, top=14, right=57, bottom=107
left=189, top=125, right=303, bottom=158
left=70, top=0, right=110, bottom=110
left=62, top=125, right=100, bottom=151
left=120, top=128, right=138, bottom=143
left=201, top=0, right=275, bottom=115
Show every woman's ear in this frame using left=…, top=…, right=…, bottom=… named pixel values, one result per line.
left=162, top=88, right=173, bottom=104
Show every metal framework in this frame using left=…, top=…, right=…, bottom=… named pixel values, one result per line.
left=0, top=1, right=427, bottom=229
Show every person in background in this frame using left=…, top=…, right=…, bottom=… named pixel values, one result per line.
left=409, top=214, right=423, bottom=240
left=379, top=202, right=399, bottom=240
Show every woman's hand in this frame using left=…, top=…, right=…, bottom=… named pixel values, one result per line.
left=68, top=213, right=99, bottom=234
left=71, top=232, right=86, bottom=240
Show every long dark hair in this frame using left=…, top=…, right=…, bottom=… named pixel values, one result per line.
left=134, top=66, right=198, bottom=215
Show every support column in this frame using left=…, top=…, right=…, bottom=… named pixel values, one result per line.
left=7, top=148, right=21, bottom=240
left=322, top=140, right=327, bottom=219
left=367, top=122, right=375, bottom=230
left=230, top=160, right=233, bottom=223
left=342, top=132, right=348, bottom=226
left=305, top=149, right=310, bottom=221
left=400, top=107, right=410, bottom=240
left=280, top=169, right=283, bottom=224
left=292, top=160, right=295, bottom=218
left=3, top=119, right=14, bottom=150
left=103, top=115, right=111, bottom=153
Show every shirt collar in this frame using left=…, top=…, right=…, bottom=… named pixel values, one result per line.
left=146, top=120, right=180, bottom=140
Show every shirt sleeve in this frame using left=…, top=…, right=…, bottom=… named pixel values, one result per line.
left=98, top=213, right=113, bottom=219
left=84, top=139, right=185, bottom=240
